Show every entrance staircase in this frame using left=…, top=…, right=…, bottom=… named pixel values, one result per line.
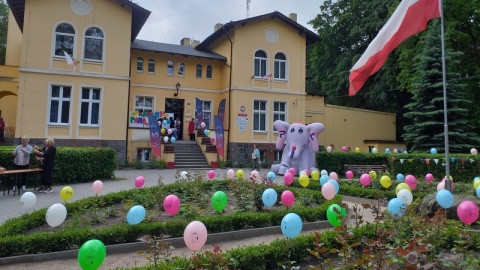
left=174, top=140, right=211, bottom=169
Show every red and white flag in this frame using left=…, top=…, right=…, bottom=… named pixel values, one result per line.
left=348, top=0, right=440, bottom=96
left=262, top=72, right=272, bottom=80
left=63, top=50, right=77, bottom=66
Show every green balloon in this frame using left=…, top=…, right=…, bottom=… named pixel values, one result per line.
left=326, top=204, right=346, bottom=227
left=78, top=239, right=106, bottom=270
left=211, top=191, right=228, bottom=212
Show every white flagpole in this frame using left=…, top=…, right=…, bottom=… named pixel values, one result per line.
left=439, top=0, right=452, bottom=191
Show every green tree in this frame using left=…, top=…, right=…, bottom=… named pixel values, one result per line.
left=0, top=0, right=8, bottom=65
left=402, top=21, right=480, bottom=153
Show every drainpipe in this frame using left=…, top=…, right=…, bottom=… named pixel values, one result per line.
left=223, top=25, right=233, bottom=161
left=125, top=56, right=132, bottom=163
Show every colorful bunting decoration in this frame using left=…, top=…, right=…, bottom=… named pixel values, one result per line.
left=391, top=157, right=396, bottom=162
left=434, top=159, right=439, bottom=164
left=425, top=159, right=430, bottom=165
left=461, top=158, right=466, bottom=164
left=450, top=157, right=457, bottom=163
left=400, top=159, right=404, bottom=164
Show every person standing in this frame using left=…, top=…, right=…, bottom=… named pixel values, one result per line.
left=251, top=144, right=260, bottom=171
left=34, top=138, right=56, bottom=193
left=188, top=118, right=195, bottom=141
left=11, top=136, right=33, bottom=191
left=0, top=118, right=5, bottom=143
left=174, top=118, right=182, bottom=140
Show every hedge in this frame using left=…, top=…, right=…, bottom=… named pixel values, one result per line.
left=0, top=146, right=116, bottom=183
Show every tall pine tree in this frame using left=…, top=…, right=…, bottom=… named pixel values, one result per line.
left=403, top=21, right=480, bottom=153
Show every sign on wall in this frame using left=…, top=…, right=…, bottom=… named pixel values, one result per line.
left=129, top=110, right=173, bottom=128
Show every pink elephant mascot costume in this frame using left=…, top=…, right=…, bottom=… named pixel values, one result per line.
left=271, top=120, right=324, bottom=175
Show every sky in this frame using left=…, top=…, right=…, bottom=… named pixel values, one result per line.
left=133, top=0, right=325, bottom=45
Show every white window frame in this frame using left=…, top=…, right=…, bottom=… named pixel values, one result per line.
left=167, top=61, right=174, bottom=76
left=200, top=100, right=212, bottom=129
left=134, top=96, right=154, bottom=114
left=253, top=50, right=268, bottom=78
left=274, top=52, right=287, bottom=80
left=196, top=64, right=203, bottom=78
left=136, top=57, right=144, bottom=73
left=253, top=100, right=267, bottom=132
left=83, top=26, right=104, bottom=62
left=206, top=65, right=213, bottom=79
left=48, top=84, right=72, bottom=126
left=137, top=148, right=151, bottom=162
left=53, top=23, right=75, bottom=58
left=178, top=62, right=185, bottom=77
left=79, top=87, right=102, bottom=127
left=273, top=101, right=287, bottom=132
left=148, top=58, right=155, bottom=73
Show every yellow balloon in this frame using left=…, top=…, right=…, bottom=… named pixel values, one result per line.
left=444, top=175, right=453, bottom=181
left=380, top=176, right=392, bottom=188
left=60, top=186, right=74, bottom=201
left=355, top=147, right=360, bottom=153
left=474, top=179, right=480, bottom=190
left=161, top=128, right=166, bottom=134
left=369, top=171, right=377, bottom=180
left=236, top=169, right=244, bottom=179
left=396, top=183, right=411, bottom=194
left=311, top=170, right=320, bottom=181
left=299, top=174, right=310, bottom=187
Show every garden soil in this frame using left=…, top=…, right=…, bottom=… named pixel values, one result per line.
left=1, top=196, right=381, bottom=270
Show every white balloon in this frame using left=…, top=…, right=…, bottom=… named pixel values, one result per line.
left=300, top=171, right=307, bottom=176
left=180, top=171, right=188, bottom=179
left=20, top=192, right=37, bottom=209
left=372, top=148, right=378, bottom=153
left=397, top=189, right=413, bottom=205
left=163, top=136, right=169, bottom=143
left=320, top=170, right=328, bottom=176
left=46, top=203, right=67, bottom=227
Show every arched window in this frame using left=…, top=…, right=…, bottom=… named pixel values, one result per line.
left=254, top=50, right=267, bottom=77
left=84, top=27, right=104, bottom=61
left=54, top=23, right=75, bottom=57
left=206, top=65, right=213, bottom=79
left=196, top=64, right=203, bottom=78
left=274, top=53, right=287, bottom=80
left=148, top=59, right=155, bottom=73
left=136, top=57, right=144, bottom=72
left=167, top=61, right=174, bottom=76
left=178, top=62, right=185, bottom=77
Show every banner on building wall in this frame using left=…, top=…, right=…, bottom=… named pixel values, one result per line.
left=217, top=99, right=226, bottom=124
left=195, top=98, right=204, bottom=125
left=147, top=113, right=161, bottom=157
left=130, top=111, right=168, bottom=128
left=215, top=115, right=225, bottom=157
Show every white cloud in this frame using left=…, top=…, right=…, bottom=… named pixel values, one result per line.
left=134, top=0, right=324, bottom=44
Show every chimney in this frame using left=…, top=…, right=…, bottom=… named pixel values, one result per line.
left=214, top=23, right=224, bottom=32
left=191, top=40, right=200, bottom=47
left=180, top=38, right=191, bottom=46
left=289, top=13, right=297, bottom=22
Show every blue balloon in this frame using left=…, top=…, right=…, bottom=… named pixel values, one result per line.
left=403, top=151, right=408, bottom=154
left=474, top=176, right=480, bottom=182
left=162, top=120, right=168, bottom=127
left=387, top=198, right=406, bottom=218
left=170, top=137, right=176, bottom=143
left=327, top=180, right=339, bottom=193
left=281, top=213, right=303, bottom=238
left=203, top=129, right=209, bottom=136
left=385, top=148, right=391, bottom=154
left=430, top=148, right=437, bottom=155
left=267, top=171, right=276, bottom=182
left=436, top=190, right=454, bottom=209
left=396, top=173, right=404, bottom=182
left=262, top=188, right=278, bottom=207
left=127, top=205, right=146, bottom=225
left=476, top=186, right=480, bottom=198
left=319, top=175, right=329, bottom=186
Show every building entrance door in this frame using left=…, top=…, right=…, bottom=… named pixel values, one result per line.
left=165, top=98, right=185, bottom=140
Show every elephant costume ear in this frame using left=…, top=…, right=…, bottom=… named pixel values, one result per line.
left=307, top=123, right=324, bottom=153
left=273, top=120, right=290, bottom=149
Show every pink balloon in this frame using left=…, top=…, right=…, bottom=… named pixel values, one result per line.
left=250, top=170, right=259, bottom=181
left=163, top=194, right=181, bottom=216
left=283, top=172, right=293, bottom=186
left=281, top=190, right=295, bottom=206
left=425, top=173, right=434, bottom=183
left=441, top=178, right=455, bottom=190
left=304, top=169, right=310, bottom=176
left=393, top=149, right=399, bottom=153
left=457, top=201, right=479, bottom=225
left=329, top=172, right=338, bottom=181
left=92, top=180, right=103, bottom=194
left=183, top=221, right=208, bottom=251
left=321, top=183, right=336, bottom=200
left=326, top=146, right=332, bottom=152
left=210, top=137, right=215, bottom=143
left=437, top=181, right=445, bottom=191
left=341, top=146, right=348, bottom=152
left=200, top=122, right=206, bottom=128
left=289, top=168, right=297, bottom=176
left=208, top=170, right=215, bottom=180
left=359, top=174, right=371, bottom=187
left=345, top=171, right=354, bottom=179
left=167, top=129, right=173, bottom=135
left=471, top=148, right=478, bottom=155
left=135, top=176, right=145, bottom=188
left=404, top=175, right=418, bottom=190
left=227, top=169, right=234, bottom=179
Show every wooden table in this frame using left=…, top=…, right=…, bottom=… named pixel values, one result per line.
left=1, top=168, right=43, bottom=196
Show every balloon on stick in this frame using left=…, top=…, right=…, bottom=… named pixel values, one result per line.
left=457, top=201, right=479, bottom=225
left=326, top=204, right=346, bottom=227
left=46, top=203, right=67, bottom=227
left=163, top=194, right=181, bottom=216
left=60, top=186, right=74, bottom=201
left=184, top=221, right=208, bottom=251
left=92, top=180, right=103, bottom=194
left=436, top=190, right=454, bottom=209
left=135, top=176, right=145, bottom=188
left=281, top=213, right=302, bottom=238
left=20, top=192, right=37, bottom=209
left=78, top=239, right=107, bottom=270
left=211, top=191, right=228, bottom=212
left=262, top=188, right=278, bottom=207
left=283, top=172, right=293, bottom=186
left=281, top=190, right=295, bottom=207
left=127, top=205, right=146, bottom=225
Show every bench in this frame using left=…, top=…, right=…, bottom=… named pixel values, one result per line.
left=344, top=164, right=387, bottom=175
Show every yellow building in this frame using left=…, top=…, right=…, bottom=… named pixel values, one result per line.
left=2, top=0, right=403, bottom=166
